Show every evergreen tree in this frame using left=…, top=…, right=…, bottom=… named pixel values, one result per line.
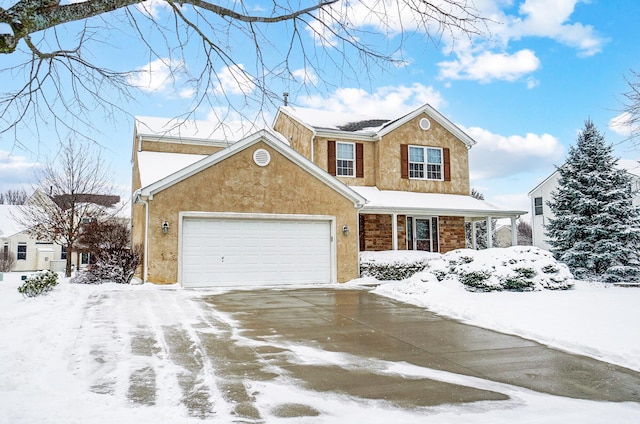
left=546, top=120, right=640, bottom=282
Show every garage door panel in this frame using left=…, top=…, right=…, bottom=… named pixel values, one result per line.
left=182, top=217, right=332, bottom=287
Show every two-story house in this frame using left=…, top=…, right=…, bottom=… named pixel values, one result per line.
left=528, top=159, right=640, bottom=250
left=131, top=104, right=526, bottom=287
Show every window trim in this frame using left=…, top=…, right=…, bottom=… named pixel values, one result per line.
left=336, top=141, right=356, bottom=177
left=408, top=145, right=443, bottom=181
left=17, top=243, right=27, bottom=261
left=534, top=197, right=543, bottom=215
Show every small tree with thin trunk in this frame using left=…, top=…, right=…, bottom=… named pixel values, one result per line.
left=0, top=189, right=28, bottom=204
left=517, top=219, right=533, bottom=246
left=15, top=138, right=117, bottom=277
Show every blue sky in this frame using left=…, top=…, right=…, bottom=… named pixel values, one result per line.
left=1, top=0, right=640, bottom=218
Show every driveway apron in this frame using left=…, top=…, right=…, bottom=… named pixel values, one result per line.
left=206, top=288, right=640, bottom=405
left=75, top=287, right=640, bottom=421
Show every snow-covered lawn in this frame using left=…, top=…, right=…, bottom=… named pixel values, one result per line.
left=1, top=259, right=639, bottom=423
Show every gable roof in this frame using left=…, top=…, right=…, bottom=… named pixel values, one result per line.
left=528, top=158, right=640, bottom=196
left=275, top=103, right=477, bottom=148
left=0, top=205, right=29, bottom=238
left=134, top=115, right=259, bottom=144
left=135, top=129, right=366, bottom=207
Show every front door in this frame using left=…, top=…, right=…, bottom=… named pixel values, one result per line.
left=408, top=216, right=439, bottom=252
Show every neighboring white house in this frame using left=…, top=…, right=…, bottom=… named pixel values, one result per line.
left=0, top=205, right=66, bottom=272
left=528, top=159, right=640, bottom=250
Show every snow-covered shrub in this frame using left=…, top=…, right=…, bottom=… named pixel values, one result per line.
left=72, top=245, right=142, bottom=285
left=430, top=246, right=574, bottom=292
left=17, top=270, right=59, bottom=298
left=360, top=251, right=440, bottom=280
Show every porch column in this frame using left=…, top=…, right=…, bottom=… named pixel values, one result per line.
left=392, top=213, right=398, bottom=250
left=471, top=221, right=477, bottom=249
left=486, top=216, right=493, bottom=248
left=511, top=216, right=518, bottom=247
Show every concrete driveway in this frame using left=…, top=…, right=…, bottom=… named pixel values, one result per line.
left=76, top=287, right=640, bottom=421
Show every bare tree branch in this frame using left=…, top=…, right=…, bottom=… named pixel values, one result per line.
left=0, top=0, right=490, bottom=140
left=14, top=138, right=119, bottom=276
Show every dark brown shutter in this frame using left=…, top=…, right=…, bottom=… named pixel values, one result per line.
left=356, top=143, right=364, bottom=178
left=328, top=140, right=336, bottom=176
left=443, top=148, right=451, bottom=181
left=400, top=144, right=408, bottom=179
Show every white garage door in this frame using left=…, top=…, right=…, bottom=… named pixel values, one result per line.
left=181, top=216, right=333, bottom=287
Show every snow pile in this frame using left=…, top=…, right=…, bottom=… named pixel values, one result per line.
left=430, top=246, right=574, bottom=291
left=361, top=247, right=574, bottom=291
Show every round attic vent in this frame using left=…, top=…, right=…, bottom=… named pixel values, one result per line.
left=253, top=148, right=271, bottom=167
left=419, top=118, right=431, bottom=130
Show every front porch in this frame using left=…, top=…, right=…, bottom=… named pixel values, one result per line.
left=352, top=186, right=526, bottom=253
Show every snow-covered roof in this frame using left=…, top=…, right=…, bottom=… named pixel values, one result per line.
left=0, top=205, right=29, bottom=238
left=278, top=106, right=390, bottom=135
left=353, top=186, right=526, bottom=218
left=134, top=116, right=261, bottom=144
left=529, top=158, right=640, bottom=196
left=137, top=151, right=207, bottom=188
left=136, top=130, right=366, bottom=207
left=617, top=159, right=640, bottom=178
left=276, top=103, right=477, bottom=148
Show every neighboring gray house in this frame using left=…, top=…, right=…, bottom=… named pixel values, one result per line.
left=528, top=159, right=640, bottom=250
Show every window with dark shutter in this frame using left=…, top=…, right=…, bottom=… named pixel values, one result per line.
left=443, top=148, right=451, bottom=181
left=327, top=140, right=336, bottom=176
left=356, top=143, right=364, bottom=178
left=401, top=144, right=408, bottom=179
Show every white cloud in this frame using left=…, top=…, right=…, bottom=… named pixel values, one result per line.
left=609, top=112, right=639, bottom=137
left=297, top=83, right=445, bottom=117
left=508, top=0, right=605, bottom=57
left=0, top=151, right=41, bottom=192
left=127, top=58, right=182, bottom=93
left=465, top=126, right=564, bottom=180
left=433, top=0, right=606, bottom=83
left=135, top=0, right=171, bottom=18
left=438, top=49, right=541, bottom=83
left=292, top=68, right=319, bottom=85
left=179, top=88, right=196, bottom=99
left=213, top=64, right=256, bottom=96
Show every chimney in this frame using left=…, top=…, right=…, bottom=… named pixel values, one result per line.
left=283, top=92, right=289, bottom=106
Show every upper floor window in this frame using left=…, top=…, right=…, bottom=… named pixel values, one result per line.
left=534, top=197, right=543, bottom=215
left=328, top=140, right=363, bottom=178
left=61, top=245, right=67, bottom=260
left=17, top=243, right=27, bottom=260
left=336, top=142, right=355, bottom=177
left=409, top=146, right=442, bottom=180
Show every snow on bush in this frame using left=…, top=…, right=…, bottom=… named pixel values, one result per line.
left=428, top=246, right=574, bottom=291
left=17, top=270, right=59, bottom=298
left=360, top=247, right=575, bottom=291
left=360, top=250, right=441, bottom=280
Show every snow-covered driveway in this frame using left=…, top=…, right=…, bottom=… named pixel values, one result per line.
left=1, top=279, right=640, bottom=423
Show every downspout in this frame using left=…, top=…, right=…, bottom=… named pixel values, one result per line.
left=135, top=192, right=150, bottom=283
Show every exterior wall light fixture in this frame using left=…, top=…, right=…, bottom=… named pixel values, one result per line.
left=162, top=221, right=170, bottom=234
left=342, top=225, right=350, bottom=236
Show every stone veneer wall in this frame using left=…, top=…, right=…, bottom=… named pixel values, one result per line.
left=360, top=214, right=408, bottom=251
left=438, top=216, right=466, bottom=253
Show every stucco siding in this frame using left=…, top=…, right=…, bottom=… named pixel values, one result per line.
left=377, top=113, right=470, bottom=194
left=140, top=140, right=226, bottom=155
left=273, top=113, right=315, bottom=161
left=143, top=141, right=359, bottom=284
